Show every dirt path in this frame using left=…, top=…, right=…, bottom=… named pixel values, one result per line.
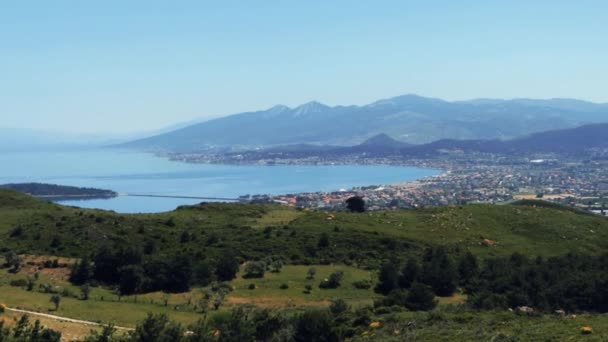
left=5, top=307, right=133, bottom=331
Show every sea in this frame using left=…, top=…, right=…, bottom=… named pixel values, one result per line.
left=0, top=149, right=440, bottom=213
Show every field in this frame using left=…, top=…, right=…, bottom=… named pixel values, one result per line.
left=4, top=264, right=607, bottom=341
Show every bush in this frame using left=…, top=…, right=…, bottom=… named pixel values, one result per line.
left=405, top=283, right=438, bottom=311
left=352, top=280, right=372, bottom=289
left=9, top=279, right=28, bottom=287
left=319, top=271, right=344, bottom=289
left=306, top=267, right=316, bottom=280
left=303, top=284, right=313, bottom=294
left=248, top=283, right=256, bottom=290
left=243, top=261, right=266, bottom=279
left=215, top=253, right=240, bottom=282
left=279, top=283, right=289, bottom=290
left=329, top=299, right=349, bottom=315
left=375, top=289, right=409, bottom=308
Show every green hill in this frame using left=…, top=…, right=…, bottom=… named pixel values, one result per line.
left=1, top=189, right=606, bottom=262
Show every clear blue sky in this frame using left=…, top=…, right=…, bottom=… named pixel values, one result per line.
left=1, top=1, right=607, bottom=134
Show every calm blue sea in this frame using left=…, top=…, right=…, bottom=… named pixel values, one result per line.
left=0, top=149, right=440, bottom=213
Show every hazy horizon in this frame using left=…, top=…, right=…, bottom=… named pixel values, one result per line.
left=2, top=1, right=608, bottom=134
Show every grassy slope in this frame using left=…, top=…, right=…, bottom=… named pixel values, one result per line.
left=1, top=189, right=606, bottom=262
left=352, top=310, right=608, bottom=341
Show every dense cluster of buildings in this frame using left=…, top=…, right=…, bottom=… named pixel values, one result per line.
left=170, top=150, right=608, bottom=214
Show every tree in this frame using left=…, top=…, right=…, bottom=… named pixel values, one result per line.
left=399, top=258, right=420, bottom=289
left=92, top=246, right=120, bottom=284
left=50, top=295, right=61, bottom=311
left=162, top=293, right=171, bottom=307
left=164, top=254, right=193, bottom=293
left=130, top=313, right=183, bottom=342
left=306, top=267, right=317, bottom=280
left=319, top=271, right=344, bottom=289
left=376, top=261, right=399, bottom=295
left=69, top=256, right=92, bottom=285
left=345, top=196, right=365, bottom=213
left=270, top=259, right=283, bottom=273
left=243, top=261, right=266, bottom=279
left=405, top=282, right=438, bottom=311
left=12, top=314, right=30, bottom=338
left=295, top=309, right=337, bottom=342
left=8, top=315, right=61, bottom=342
left=83, top=323, right=116, bottom=342
left=329, top=299, right=349, bottom=316
left=215, top=252, right=240, bottom=281
left=118, top=265, right=145, bottom=295
left=26, top=277, right=35, bottom=291
left=317, top=233, right=330, bottom=249
left=420, top=247, right=458, bottom=297
left=214, top=307, right=256, bottom=342
left=197, top=290, right=212, bottom=316
left=212, top=291, right=226, bottom=310
left=80, top=284, right=91, bottom=300
left=251, top=309, right=286, bottom=342
left=194, top=261, right=214, bottom=286
left=458, top=252, right=479, bottom=289
left=4, top=251, right=22, bottom=273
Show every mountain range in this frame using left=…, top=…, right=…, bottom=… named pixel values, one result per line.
left=121, top=95, right=608, bottom=152
left=232, top=123, right=608, bottom=159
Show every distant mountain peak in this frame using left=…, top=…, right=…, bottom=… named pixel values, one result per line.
left=360, top=133, right=410, bottom=148
left=267, top=104, right=291, bottom=113
left=368, top=94, right=446, bottom=107
left=293, top=101, right=329, bottom=116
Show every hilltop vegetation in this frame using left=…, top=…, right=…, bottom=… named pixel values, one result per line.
left=1, top=189, right=606, bottom=262
left=0, top=183, right=117, bottom=199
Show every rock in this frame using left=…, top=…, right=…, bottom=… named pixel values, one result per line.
left=516, top=306, right=534, bottom=314
left=369, top=321, right=381, bottom=328
left=482, top=238, right=496, bottom=247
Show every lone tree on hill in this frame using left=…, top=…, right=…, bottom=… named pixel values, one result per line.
left=50, top=295, right=61, bottom=311
left=345, top=196, right=365, bottom=213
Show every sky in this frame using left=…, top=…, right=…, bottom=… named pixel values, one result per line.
left=1, top=1, right=607, bottom=134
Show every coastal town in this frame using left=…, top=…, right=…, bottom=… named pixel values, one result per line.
left=168, top=150, right=608, bottom=215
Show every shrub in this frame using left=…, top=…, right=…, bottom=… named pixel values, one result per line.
left=319, top=271, right=344, bottom=289
left=303, top=284, right=313, bottom=294
left=329, top=299, right=349, bottom=315
left=405, top=283, right=437, bottom=311
left=9, top=279, right=28, bottom=287
left=243, top=261, right=266, bottom=279
left=352, top=280, right=372, bottom=289
left=375, top=289, right=409, bottom=308
left=306, top=267, right=316, bottom=280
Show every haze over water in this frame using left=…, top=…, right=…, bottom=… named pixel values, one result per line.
left=0, top=149, right=440, bottom=213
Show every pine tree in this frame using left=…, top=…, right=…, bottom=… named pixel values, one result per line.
left=375, top=261, right=399, bottom=295
left=405, top=282, right=438, bottom=311
left=399, top=258, right=420, bottom=289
